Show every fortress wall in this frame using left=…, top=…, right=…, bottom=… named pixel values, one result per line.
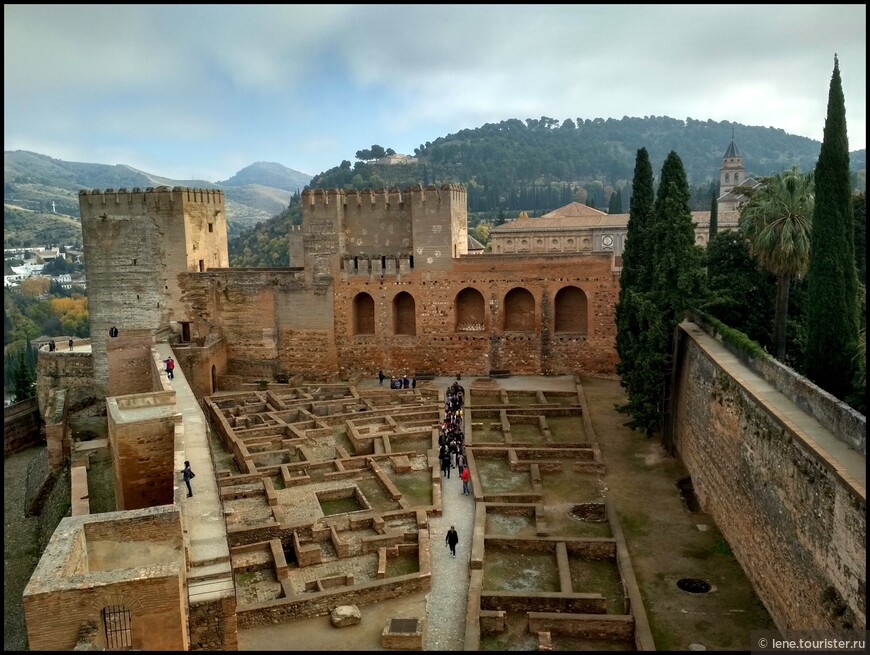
left=106, top=329, right=157, bottom=398
left=333, top=254, right=619, bottom=377
left=410, top=184, right=466, bottom=269
left=342, top=188, right=413, bottom=258
left=36, top=350, right=95, bottom=416
left=179, top=269, right=338, bottom=378
left=108, top=392, right=178, bottom=510
left=671, top=323, right=866, bottom=631
left=180, top=188, right=229, bottom=272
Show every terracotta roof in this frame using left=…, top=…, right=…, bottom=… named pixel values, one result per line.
left=467, top=235, right=485, bottom=251
left=492, top=203, right=625, bottom=231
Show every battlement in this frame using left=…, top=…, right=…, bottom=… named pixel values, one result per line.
left=79, top=186, right=225, bottom=213
left=301, top=183, right=465, bottom=210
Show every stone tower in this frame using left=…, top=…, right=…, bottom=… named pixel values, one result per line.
left=298, top=183, right=468, bottom=280
left=719, top=132, right=745, bottom=198
left=79, top=186, right=228, bottom=394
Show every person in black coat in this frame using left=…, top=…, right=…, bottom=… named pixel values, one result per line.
left=446, top=526, right=459, bottom=557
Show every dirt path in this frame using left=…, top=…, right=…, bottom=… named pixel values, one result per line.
left=579, top=375, right=775, bottom=651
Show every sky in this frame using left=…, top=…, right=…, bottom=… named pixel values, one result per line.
left=4, top=4, right=866, bottom=183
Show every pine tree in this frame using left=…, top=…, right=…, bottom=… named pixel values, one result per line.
left=804, top=56, right=860, bottom=400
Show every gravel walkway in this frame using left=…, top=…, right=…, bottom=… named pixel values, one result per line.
left=422, top=381, right=475, bottom=651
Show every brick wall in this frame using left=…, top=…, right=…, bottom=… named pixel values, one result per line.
left=671, top=323, right=866, bottom=631
left=107, top=392, right=179, bottom=510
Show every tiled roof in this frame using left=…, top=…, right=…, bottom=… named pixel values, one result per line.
left=492, top=203, right=626, bottom=231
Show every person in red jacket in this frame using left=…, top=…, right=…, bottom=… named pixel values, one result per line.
left=460, top=466, right=471, bottom=496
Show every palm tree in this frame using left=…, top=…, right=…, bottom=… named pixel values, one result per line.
left=738, top=167, right=814, bottom=360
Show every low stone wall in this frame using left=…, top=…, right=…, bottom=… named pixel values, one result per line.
left=4, top=398, right=42, bottom=455
left=236, top=574, right=431, bottom=628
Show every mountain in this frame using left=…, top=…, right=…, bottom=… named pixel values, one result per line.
left=3, top=151, right=312, bottom=246
left=217, top=161, right=311, bottom=192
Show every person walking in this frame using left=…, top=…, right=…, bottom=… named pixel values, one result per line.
left=68, top=337, right=74, bottom=351
left=460, top=466, right=471, bottom=496
left=164, top=357, right=175, bottom=379
left=182, top=460, right=195, bottom=497
left=446, top=525, right=459, bottom=558
left=378, top=370, right=385, bottom=386
left=440, top=449, right=451, bottom=478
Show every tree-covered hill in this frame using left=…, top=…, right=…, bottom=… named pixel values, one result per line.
left=312, top=116, right=865, bottom=212
left=228, top=115, right=865, bottom=267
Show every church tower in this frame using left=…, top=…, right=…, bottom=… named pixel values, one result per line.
left=719, top=130, right=745, bottom=198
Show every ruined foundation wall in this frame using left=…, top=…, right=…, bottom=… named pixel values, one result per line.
left=671, top=324, right=866, bottom=631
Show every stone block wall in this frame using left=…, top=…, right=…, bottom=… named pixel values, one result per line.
left=332, top=254, right=619, bottom=377
left=671, top=323, right=866, bottom=631
left=24, top=574, right=188, bottom=651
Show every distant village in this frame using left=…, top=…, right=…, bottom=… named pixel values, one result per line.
left=3, top=245, right=86, bottom=291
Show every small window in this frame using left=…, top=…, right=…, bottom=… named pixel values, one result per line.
left=199, top=259, right=204, bottom=272
left=208, top=223, right=214, bottom=233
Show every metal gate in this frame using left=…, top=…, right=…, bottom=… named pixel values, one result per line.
left=102, top=605, right=132, bottom=649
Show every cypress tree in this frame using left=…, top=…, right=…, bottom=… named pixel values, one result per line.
left=608, top=188, right=623, bottom=214
left=804, top=56, right=860, bottom=400
left=709, top=190, right=718, bottom=239
left=618, top=151, right=706, bottom=438
left=615, top=148, right=655, bottom=407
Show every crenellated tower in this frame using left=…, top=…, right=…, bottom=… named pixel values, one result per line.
left=79, top=186, right=228, bottom=393
left=298, top=183, right=467, bottom=279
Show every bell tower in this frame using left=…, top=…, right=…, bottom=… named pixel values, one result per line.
left=719, top=129, right=745, bottom=198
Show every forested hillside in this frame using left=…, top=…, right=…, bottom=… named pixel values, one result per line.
left=229, top=115, right=866, bottom=267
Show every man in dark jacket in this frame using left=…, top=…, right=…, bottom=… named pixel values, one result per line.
left=446, top=526, right=459, bottom=558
